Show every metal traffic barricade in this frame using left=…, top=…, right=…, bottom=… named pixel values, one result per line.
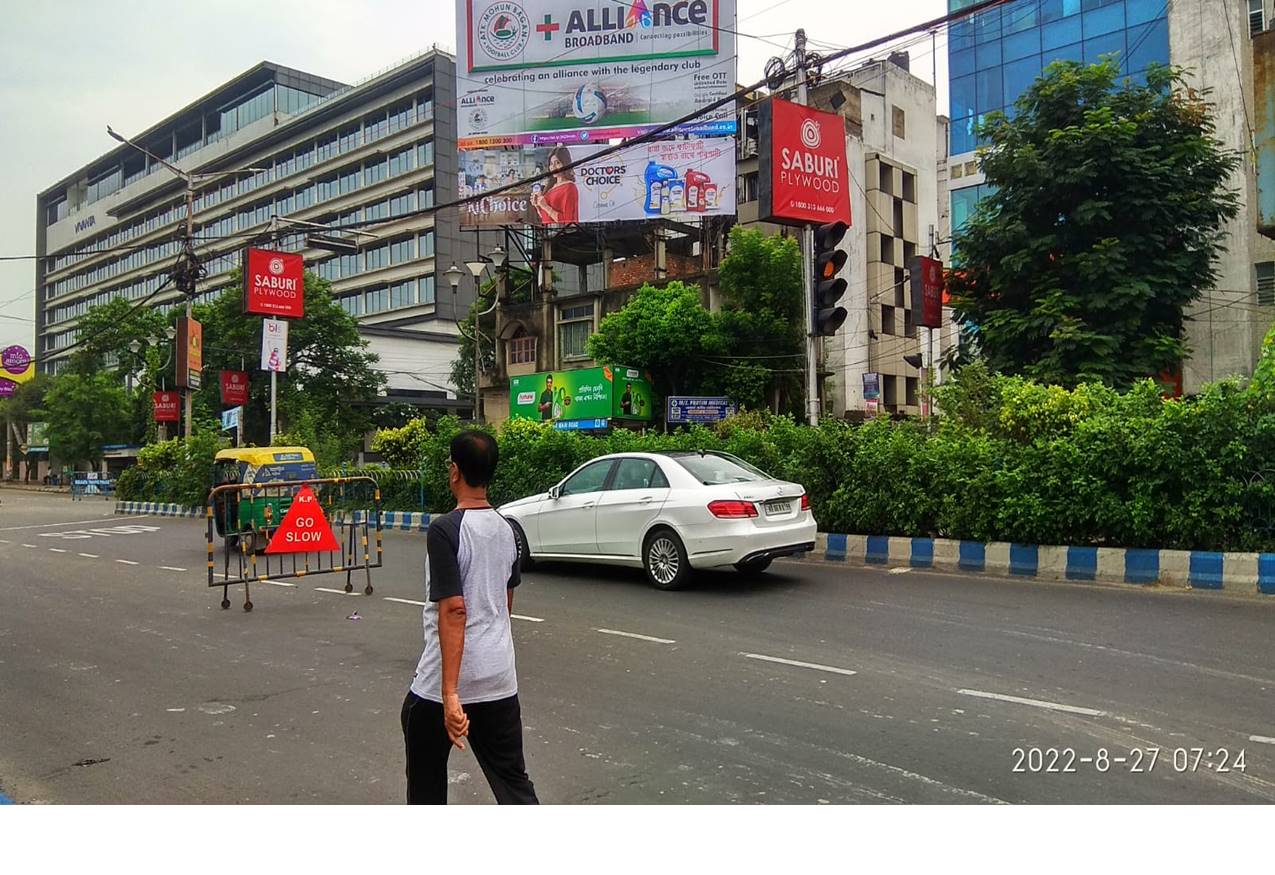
left=71, top=472, right=114, bottom=501
left=206, top=476, right=383, bottom=612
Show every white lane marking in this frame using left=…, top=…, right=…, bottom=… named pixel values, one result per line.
left=957, top=688, right=1106, bottom=717
left=0, top=539, right=9, bottom=544
left=740, top=652, right=858, bottom=677
left=48, top=548, right=68, bottom=553
left=315, top=587, right=360, bottom=596
left=384, top=597, right=427, bottom=607
left=160, top=566, right=187, bottom=572
left=512, top=614, right=544, bottom=623
left=595, top=628, right=675, bottom=645
left=22, top=544, right=38, bottom=548
left=115, top=559, right=138, bottom=566
left=166, top=708, right=185, bottom=713
left=78, top=553, right=100, bottom=559
left=0, top=517, right=144, bottom=532
left=260, top=580, right=297, bottom=588
left=1250, top=735, right=1275, bottom=746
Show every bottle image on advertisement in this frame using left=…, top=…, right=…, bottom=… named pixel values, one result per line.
left=704, top=183, right=719, bottom=210
left=644, top=160, right=677, bottom=215
left=670, top=180, right=686, bottom=212
left=660, top=186, right=671, bottom=215
left=684, top=170, right=710, bottom=212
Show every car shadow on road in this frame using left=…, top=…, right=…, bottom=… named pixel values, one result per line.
left=525, top=561, right=804, bottom=597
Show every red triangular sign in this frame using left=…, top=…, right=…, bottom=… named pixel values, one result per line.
left=266, top=485, right=341, bottom=554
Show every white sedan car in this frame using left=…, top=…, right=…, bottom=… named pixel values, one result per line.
left=498, top=451, right=817, bottom=590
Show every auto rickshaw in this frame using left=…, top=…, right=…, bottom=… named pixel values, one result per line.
left=211, top=446, right=318, bottom=552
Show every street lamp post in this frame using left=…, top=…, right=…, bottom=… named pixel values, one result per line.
left=446, top=255, right=502, bottom=423
left=106, top=126, right=266, bottom=442
left=129, top=326, right=177, bottom=440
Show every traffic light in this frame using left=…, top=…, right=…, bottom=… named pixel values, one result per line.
left=812, top=221, right=849, bottom=336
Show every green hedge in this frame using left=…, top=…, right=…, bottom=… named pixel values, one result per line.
left=371, top=364, right=1275, bottom=552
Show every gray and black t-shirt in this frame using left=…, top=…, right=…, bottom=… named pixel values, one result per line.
left=410, top=508, right=521, bottom=705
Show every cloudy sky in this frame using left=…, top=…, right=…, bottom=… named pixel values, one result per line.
left=0, top=0, right=947, bottom=354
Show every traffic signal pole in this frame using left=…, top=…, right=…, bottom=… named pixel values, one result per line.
left=794, top=29, right=821, bottom=426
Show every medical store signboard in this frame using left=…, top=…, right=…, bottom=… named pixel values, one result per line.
left=455, top=0, right=737, bottom=148
left=509, top=365, right=653, bottom=424
left=758, top=97, right=852, bottom=227
left=243, top=247, right=305, bottom=319
left=460, top=137, right=734, bottom=227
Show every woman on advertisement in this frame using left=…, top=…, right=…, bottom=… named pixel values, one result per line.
left=531, top=146, right=579, bottom=226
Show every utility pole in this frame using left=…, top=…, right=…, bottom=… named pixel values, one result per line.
left=795, top=28, right=820, bottom=427
left=179, top=185, right=198, bottom=441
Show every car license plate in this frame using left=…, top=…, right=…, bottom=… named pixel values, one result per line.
left=766, top=500, right=792, bottom=515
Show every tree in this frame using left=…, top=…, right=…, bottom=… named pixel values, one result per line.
left=587, top=281, right=724, bottom=398
left=715, top=227, right=805, bottom=412
left=1, top=373, right=51, bottom=479
left=946, top=60, right=1241, bottom=388
left=40, top=372, right=129, bottom=468
left=449, top=267, right=532, bottom=405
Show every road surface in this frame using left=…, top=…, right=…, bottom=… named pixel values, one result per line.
left=1, top=489, right=1273, bottom=803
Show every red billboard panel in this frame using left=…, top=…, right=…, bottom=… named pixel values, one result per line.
left=153, top=391, right=180, bottom=422
left=243, top=248, right=304, bottom=319
left=220, top=370, right=249, bottom=406
left=908, top=256, right=945, bottom=329
left=758, top=97, right=852, bottom=227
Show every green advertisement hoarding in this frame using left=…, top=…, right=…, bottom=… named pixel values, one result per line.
left=510, top=365, right=654, bottom=425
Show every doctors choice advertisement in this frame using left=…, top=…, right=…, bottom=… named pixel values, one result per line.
left=460, top=137, right=734, bottom=227
left=456, top=0, right=737, bottom=147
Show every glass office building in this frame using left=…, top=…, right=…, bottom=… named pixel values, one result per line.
left=949, top=0, right=1171, bottom=155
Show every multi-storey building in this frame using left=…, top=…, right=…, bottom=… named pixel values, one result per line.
left=35, top=51, right=471, bottom=409
left=947, top=0, right=1275, bottom=390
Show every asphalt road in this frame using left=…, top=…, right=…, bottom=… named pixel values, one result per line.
left=2, top=488, right=1274, bottom=804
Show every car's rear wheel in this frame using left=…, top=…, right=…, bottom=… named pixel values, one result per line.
left=735, top=556, right=773, bottom=574
left=644, top=528, right=690, bottom=590
left=508, top=519, right=535, bottom=572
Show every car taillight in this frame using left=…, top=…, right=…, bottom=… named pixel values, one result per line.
left=801, top=494, right=810, bottom=511
left=708, top=500, right=758, bottom=519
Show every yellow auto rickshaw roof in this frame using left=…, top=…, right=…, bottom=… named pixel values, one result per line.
left=214, top=446, right=315, bottom=466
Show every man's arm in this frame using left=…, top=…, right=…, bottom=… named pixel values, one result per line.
left=438, top=595, right=469, bottom=749
left=426, top=517, right=468, bottom=749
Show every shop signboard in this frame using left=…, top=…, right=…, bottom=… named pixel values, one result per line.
left=243, top=248, right=305, bottom=318
left=758, top=97, right=852, bottom=227
left=666, top=395, right=736, bottom=423
left=0, top=345, right=34, bottom=398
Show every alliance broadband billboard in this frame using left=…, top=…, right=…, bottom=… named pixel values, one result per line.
left=455, top=0, right=738, bottom=149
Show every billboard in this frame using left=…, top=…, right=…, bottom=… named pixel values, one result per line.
left=666, top=395, right=736, bottom=423
left=261, top=319, right=288, bottom=372
left=908, top=256, right=944, bottom=329
left=243, top=248, right=305, bottom=319
left=0, top=345, right=34, bottom=398
left=509, top=365, right=653, bottom=423
left=154, top=391, right=180, bottom=423
left=175, top=317, right=203, bottom=389
left=456, top=0, right=737, bottom=148
left=758, top=97, right=852, bottom=227
left=460, top=137, right=735, bottom=227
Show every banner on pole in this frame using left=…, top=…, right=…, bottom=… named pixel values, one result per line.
left=220, top=370, right=249, bottom=405
left=758, top=97, right=852, bottom=227
left=220, top=406, right=242, bottom=432
left=243, top=248, right=305, bottom=319
left=154, top=391, right=180, bottom=422
left=261, top=319, right=288, bottom=373
left=176, top=317, right=203, bottom=389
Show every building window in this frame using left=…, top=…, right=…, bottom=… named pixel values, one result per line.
left=389, top=280, right=416, bottom=309
left=904, top=308, right=916, bottom=339
left=509, top=336, right=537, bottom=365
left=418, top=140, right=435, bottom=168
left=364, top=157, right=387, bottom=187
left=390, top=237, right=413, bottom=264
left=1258, top=262, right=1275, bottom=305
left=880, top=234, right=894, bottom=265
left=902, top=171, right=916, bottom=203
left=883, top=374, right=898, bottom=407
left=421, top=274, right=436, bottom=304
left=1252, top=0, right=1267, bottom=35
left=365, top=111, right=389, bottom=144
left=560, top=302, right=595, bottom=359
left=419, top=230, right=435, bottom=257
left=365, top=243, right=389, bottom=272
left=881, top=304, right=896, bottom=335
left=388, top=147, right=414, bottom=177
left=739, top=171, right=759, bottom=203
left=388, top=100, right=414, bottom=134
left=906, top=376, right=918, bottom=407
left=879, top=163, right=894, bottom=196
left=892, top=105, right=906, bottom=139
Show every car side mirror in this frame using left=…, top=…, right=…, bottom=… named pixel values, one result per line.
left=548, top=485, right=561, bottom=500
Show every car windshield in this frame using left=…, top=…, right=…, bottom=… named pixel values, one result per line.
left=668, top=452, right=771, bottom=485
